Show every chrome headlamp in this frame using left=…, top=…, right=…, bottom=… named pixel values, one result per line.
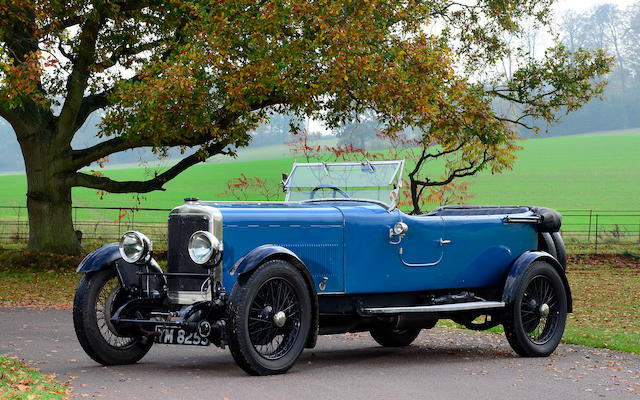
left=119, top=231, right=152, bottom=263
left=188, top=231, right=222, bottom=265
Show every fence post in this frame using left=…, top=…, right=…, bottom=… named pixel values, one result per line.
left=587, top=210, right=593, bottom=243
left=118, top=208, right=122, bottom=238
left=594, top=214, right=598, bottom=254
left=16, top=206, right=21, bottom=242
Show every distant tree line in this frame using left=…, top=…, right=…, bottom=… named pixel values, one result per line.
left=536, top=2, right=640, bottom=136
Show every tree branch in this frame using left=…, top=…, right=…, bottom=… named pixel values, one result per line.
left=57, top=42, right=72, bottom=60
left=72, top=93, right=110, bottom=132
left=495, top=115, right=534, bottom=130
left=70, top=135, right=205, bottom=169
left=94, top=39, right=166, bottom=71
left=70, top=92, right=287, bottom=169
left=42, top=14, right=86, bottom=33
left=413, top=151, right=495, bottom=189
left=57, top=13, right=104, bottom=142
left=73, top=73, right=144, bottom=132
left=66, top=141, right=229, bottom=193
left=0, top=107, right=19, bottom=128
left=487, top=88, right=568, bottom=108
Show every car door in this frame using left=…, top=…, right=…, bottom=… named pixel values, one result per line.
left=392, top=212, right=445, bottom=268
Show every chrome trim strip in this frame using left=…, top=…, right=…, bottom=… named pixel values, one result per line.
left=168, top=290, right=211, bottom=305
left=363, top=301, right=505, bottom=314
left=399, top=246, right=443, bottom=267
left=505, top=216, right=541, bottom=224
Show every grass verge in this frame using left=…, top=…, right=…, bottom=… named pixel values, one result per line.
left=563, top=257, right=640, bottom=353
left=0, top=354, right=68, bottom=399
left=0, top=250, right=82, bottom=309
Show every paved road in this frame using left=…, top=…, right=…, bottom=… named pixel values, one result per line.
left=1, top=307, right=639, bottom=399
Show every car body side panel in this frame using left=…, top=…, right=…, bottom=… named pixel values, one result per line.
left=216, top=204, right=345, bottom=293
left=339, top=204, right=538, bottom=293
left=441, top=215, right=538, bottom=288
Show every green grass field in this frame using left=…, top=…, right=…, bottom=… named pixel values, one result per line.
left=0, top=133, right=638, bottom=222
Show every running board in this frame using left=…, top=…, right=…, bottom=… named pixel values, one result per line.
left=363, top=301, right=505, bottom=314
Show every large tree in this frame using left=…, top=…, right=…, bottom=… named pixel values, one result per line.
left=0, top=0, right=610, bottom=254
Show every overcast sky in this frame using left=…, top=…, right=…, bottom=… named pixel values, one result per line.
left=555, top=0, right=636, bottom=12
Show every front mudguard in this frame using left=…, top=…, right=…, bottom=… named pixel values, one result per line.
left=77, top=243, right=166, bottom=295
left=502, top=251, right=572, bottom=313
left=230, top=244, right=319, bottom=349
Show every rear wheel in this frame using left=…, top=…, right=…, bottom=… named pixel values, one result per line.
left=227, top=260, right=312, bottom=375
left=503, top=261, right=567, bottom=357
left=370, top=327, right=421, bottom=347
left=73, top=269, right=152, bottom=365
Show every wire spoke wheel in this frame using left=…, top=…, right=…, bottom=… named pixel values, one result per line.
left=248, top=278, right=301, bottom=360
left=503, top=261, right=568, bottom=357
left=227, top=260, right=312, bottom=375
left=95, top=276, right=136, bottom=349
left=73, top=269, right=153, bottom=366
left=520, top=275, right=559, bottom=345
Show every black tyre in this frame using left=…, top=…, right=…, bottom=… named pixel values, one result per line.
left=551, top=232, right=567, bottom=269
left=370, top=327, right=421, bottom=347
left=538, top=232, right=557, bottom=259
left=73, top=269, right=152, bottom=365
left=227, top=260, right=312, bottom=375
left=503, top=261, right=567, bottom=357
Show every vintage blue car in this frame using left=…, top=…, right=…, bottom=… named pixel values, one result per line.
left=73, top=160, right=571, bottom=375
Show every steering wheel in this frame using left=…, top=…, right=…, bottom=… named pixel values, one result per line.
left=309, top=185, right=350, bottom=199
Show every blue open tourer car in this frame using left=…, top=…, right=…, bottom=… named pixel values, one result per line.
left=73, top=160, right=571, bottom=375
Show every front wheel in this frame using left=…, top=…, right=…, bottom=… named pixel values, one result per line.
left=73, top=269, right=153, bottom=365
left=227, top=260, right=312, bottom=375
left=503, top=261, right=567, bottom=357
left=370, top=327, right=421, bottom=347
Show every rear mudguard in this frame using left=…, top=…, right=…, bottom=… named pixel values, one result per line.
left=502, top=251, right=572, bottom=313
left=76, top=243, right=165, bottom=294
left=231, top=244, right=319, bottom=349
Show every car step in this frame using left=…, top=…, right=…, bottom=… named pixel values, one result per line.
left=362, top=301, right=505, bottom=314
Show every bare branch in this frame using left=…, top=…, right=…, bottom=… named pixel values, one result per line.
left=413, top=152, right=495, bottom=189
left=487, top=88, right=568, bottom=108
left=421, top=142, right=465, bottom=161
left=67, top=141, right=229, bottom=193
left=495, top=115, right=534, bottom=130
left=69, top=134, right=213, bottom=169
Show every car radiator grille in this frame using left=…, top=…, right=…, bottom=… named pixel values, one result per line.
left=167, top=213, right=211, bottom=296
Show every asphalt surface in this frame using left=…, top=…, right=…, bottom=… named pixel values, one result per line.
left=0, top=307, right=639, bottom=399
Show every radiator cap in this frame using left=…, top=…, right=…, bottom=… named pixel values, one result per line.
left=184, top=197, right=200, bottom=204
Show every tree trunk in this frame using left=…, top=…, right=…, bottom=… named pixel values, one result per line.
left=409, top=179, right=421, bottom=215
left=20, top=133, right=82, bottom=255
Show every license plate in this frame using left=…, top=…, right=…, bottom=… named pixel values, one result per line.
left=154, top=326, right=210, bottom=346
